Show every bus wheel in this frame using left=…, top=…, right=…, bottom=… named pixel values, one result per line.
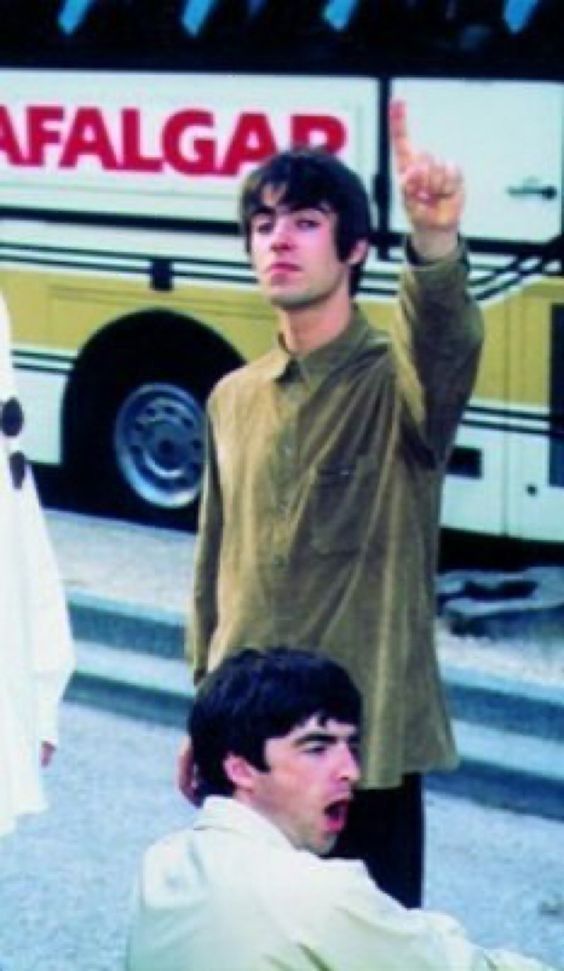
left=66, top=367, right=208, bottom=530
left=113, top=381, right=204, bottom=514
left=64, top=315, right=241, bottom=529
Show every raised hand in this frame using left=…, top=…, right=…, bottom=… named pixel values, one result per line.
left=390, top=99, right=463, bottom=260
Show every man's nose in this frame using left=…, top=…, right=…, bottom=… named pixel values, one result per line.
left=270, top=218, right=293, bottom=249
left=336, top=744, right=361, bottom=784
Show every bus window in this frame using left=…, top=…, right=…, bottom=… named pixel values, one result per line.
left=511, top=0, right=563, bottom=71
left=59, top=0, right=97, bottom=35
left=504, top=0, right=540, bottom=33
left=445, top=1, right=510, bottom=54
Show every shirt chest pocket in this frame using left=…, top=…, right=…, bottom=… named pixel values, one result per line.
left=310, top=454, right=377, bottom=555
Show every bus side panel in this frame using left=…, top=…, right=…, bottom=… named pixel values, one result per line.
left=442, top=290, right=511, bottom=536
left=506, top=278, right=564, bottom=542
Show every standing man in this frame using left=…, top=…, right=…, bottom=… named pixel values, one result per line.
left=0, top=295, right=75, bottom=838
left=183, top=101, right=484, bottom=907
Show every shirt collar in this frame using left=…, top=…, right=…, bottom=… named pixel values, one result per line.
left=260, top=308, right=382, bottom=391
left=193, top=796, right=296, bottom=851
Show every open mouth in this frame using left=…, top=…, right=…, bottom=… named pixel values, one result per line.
left=324, top=799, right=350, bottom=833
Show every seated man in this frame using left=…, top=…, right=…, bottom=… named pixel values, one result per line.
left=126, top=648, right=554, bottom=971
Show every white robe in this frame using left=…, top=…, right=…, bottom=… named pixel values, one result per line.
left=0, top=296, right=75, bottom=837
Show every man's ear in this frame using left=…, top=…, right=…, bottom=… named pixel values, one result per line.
left=346, top=238, right=369, bottom=267
left=223, top=753, right=259, bottom=793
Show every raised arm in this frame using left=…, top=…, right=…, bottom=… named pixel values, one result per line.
left=390, top=99, right=463, bottom=262
left=389, top=100, right=483, bottom=459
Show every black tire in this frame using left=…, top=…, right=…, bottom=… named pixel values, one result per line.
left=64, top=327, right=236, bottom=529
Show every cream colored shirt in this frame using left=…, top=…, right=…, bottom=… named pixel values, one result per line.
left=126, top=797, right=552, bottom=971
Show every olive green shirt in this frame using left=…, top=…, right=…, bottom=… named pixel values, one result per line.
left=190, top=248, right=484, bottom=787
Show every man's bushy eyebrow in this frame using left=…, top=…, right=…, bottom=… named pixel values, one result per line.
left=293, top=729, right=360, bottom=746
left=249, top=201, right=334, bottom=219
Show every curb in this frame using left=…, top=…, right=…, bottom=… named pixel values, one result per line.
left=68, top=668, right=191, bottom=729
left=443, top=664, right=564, bottom=741
left=68, top=588, right=185, bottom=657
left=428, top=748, right=564, bottom=823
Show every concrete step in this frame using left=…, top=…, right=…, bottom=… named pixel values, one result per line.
left=66, top=641, right=193, bottom=729
left=428, top=720, right=564, bottom=822
left=443, top=664, right=564, bottom=741
left=67, top=590, right=185, bottom=658
left=439, top=669, right=564, bottom=820
left=66, top=641, right=564, bottom=822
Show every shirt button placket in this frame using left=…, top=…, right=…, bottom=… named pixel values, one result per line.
left=272, top=422, right=297, bottom=571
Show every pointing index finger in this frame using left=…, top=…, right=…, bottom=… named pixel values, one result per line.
left=389, top=99, right=412, bottom=176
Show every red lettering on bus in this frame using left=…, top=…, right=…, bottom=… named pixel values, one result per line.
left=0, top=106, right=26, bottom=165
left=122, top=108, right=162, bottom=172
left=59, top=107, right=120, bottom=170
left=163, top=110, right=216, bottom=175
left=291, top=114, right=346, bottom=153
left=220, top=112, right=277, bottom=176
left=0, top=104, right=350, bottom=177
left=26, top=106, right=65, bottom=166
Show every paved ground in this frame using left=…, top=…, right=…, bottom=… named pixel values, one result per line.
left=0, top=701, right=562, bottom=971
left=47, top=510, right=196, bottom=617
left=0, top=704, right=188, bottom=971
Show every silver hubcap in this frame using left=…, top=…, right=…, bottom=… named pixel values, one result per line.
left=114, top=382, right=204, bottom=509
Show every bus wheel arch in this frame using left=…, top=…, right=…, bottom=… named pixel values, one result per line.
left=62, top=309, right=243, bottom=529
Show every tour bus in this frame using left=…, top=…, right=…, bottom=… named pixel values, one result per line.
left=0, top=1, right=562, bottom=544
